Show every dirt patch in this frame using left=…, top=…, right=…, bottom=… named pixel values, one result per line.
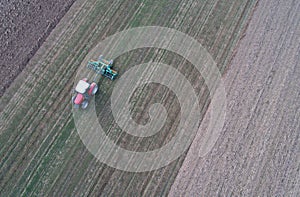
left=0, top=0, right=76, bottom=97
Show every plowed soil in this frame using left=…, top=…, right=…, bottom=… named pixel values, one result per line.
left=0, top=0, right=75, bottom=97
left=170, top=0, right=300, bottom=195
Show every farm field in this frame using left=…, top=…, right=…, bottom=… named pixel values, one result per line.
left=3, top=0, right=297, bottom=196
left=170, top=0, right=300, bottom=195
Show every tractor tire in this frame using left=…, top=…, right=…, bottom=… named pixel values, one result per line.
left=91, top=83, right=98, bottom=95
left=72, top=95, right=76, bottom=103
left=72, top=96, right=80, bottom=109
left=81, top=101, right=89, bottom=109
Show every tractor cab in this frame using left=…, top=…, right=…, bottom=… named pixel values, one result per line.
left=72, top=78, right=98, bottom=109
left=75, top=80, right=90, bottom=94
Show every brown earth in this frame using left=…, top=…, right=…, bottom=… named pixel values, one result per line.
left=0, top=0, right=75, bottom=97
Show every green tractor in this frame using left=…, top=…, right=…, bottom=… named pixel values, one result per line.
left=87, top=55, right=118, bottom=80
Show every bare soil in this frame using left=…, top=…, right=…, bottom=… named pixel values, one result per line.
left=0, top=0, right=75, bottom=97
left=170, top=0, right=300, bottom=195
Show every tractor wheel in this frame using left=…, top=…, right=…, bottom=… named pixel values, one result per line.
left=90, top=83, right=98, bottom=95
left=72, top=95, right=76, bottom=103
left=81, top=101, right=89, bottom=109
left=72, top=96, right=79, bottom=108
left=98, top=55, right=103, bottom=61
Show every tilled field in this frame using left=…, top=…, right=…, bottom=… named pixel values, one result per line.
left=0, top=0, right=76, bottom=97
left=170, top=0, right=300, bottom=195
left=1, top=0, right=259, bottom=196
